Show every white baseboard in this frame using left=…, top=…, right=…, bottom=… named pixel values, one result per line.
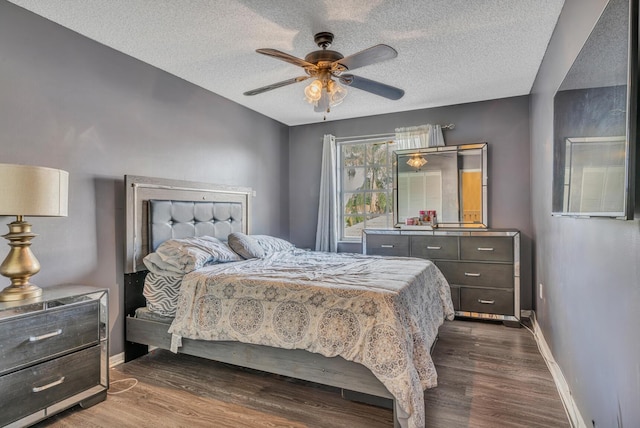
left=109, top=352, right=125, bottom=368
left=530, top=311, right=588, bottom=428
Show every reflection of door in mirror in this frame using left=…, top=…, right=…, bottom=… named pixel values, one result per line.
left=461, top=170, right=482, bottom=222
left=398, top=171, right=443, bottom=221
left=563, top=136, right=626, bottom=214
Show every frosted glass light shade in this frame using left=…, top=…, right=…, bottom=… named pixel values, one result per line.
left=0, top=164, right=69, bottom=217
left=304, top=79, right=323, bottom=103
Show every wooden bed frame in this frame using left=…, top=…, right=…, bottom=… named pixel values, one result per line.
left=123, top=175, right=401, bottom=427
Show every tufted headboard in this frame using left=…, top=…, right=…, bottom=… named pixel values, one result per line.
left=124, top=175, right=252, bottom=273
left=148, top=200, right=243, bottom=251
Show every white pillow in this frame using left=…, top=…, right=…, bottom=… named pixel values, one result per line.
left=252, top=235, right=295, bottom=255
left=228, top=233, right=295, bottom=259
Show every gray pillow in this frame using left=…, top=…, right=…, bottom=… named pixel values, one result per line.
left=151, top=236, right=241, bottom=273
left=228, top=232, right=265, bottom=259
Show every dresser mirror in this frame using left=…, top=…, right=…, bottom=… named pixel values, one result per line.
left=552, top=0, right=637, bottom=218
left=394, top=142, right=487, bottom=228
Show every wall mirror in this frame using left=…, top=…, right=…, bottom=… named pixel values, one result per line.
left=394, top=143, right=487, bottom=228
left=552, top=0, right=637, bottom=218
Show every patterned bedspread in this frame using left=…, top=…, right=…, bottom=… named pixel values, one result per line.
left=167, top=249, right=454, bottom=428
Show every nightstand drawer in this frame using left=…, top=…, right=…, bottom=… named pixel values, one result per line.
left=437, top=261, right=513, bottom=288
left=0, top=344, right=101, bottom=427
left=460, top=288, right=514, bottom=315
left=0, top=300, right=100, bottom=375
left=460, top=237, right=513, bottom=262
left=410, top=236, right=458, bottom=260
left=365, top=234, right=409, bottom=256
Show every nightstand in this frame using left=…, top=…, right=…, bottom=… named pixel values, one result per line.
left=0, top=285, right=108, bottom=427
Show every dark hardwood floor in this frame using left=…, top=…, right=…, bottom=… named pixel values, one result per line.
left=34, top=319, right=569, bottom=428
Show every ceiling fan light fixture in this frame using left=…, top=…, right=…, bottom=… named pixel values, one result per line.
left=327, top=79, right=347, bottom=107
left=407, top=153, right=427, bottom=169
left=304, top=79, right=323, bottom=103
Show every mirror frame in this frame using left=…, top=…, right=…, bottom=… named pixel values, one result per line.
left=552, top=0, right=638, bottom=219
left=393, top=142, right=488, bottom=229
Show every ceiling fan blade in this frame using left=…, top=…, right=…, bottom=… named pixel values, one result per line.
left=256, top=48, right=317, bottom=69
left=339, top=74, right=404, bottom=100
left=336, top=44, right=397, bottom=71
left=243, top=76, right=309, bottom=96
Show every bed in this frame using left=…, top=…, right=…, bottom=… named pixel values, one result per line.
left=124, top=175, right=454, bottom=428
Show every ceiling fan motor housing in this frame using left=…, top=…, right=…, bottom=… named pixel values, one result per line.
left=304, top=49, right=344, bottom=65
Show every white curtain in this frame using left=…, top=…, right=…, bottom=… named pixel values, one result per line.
left=315, top=134, right=338, bottom=252
left=394, top=124, right=445, bottom=149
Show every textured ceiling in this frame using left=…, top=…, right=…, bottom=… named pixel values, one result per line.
left=7, top=0, right=565, bottom=126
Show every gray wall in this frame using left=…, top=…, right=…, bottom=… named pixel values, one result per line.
left=0, top=2, right=289, bottom=357
left=530, top=0, right=640, bottom=426
left=289, top=96, right=534, bottom=309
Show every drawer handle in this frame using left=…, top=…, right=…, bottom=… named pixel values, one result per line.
left=464, top=272, right=481, bottom=277
left=32, top=376, right=65, bottom=393
left=29, top=329, right=63, bottom=342
left=380, top=244, right=394, bottom=248
left=478, top=299, right=496, bottom=305
left=477, top=247, right=494, bottom=251
left=427, top=246, right=441, bottom=250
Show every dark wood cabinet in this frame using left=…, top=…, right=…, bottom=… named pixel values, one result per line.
left=0, top=285, right=108, bottom=427
left=363, top=229, right=520, bottom=324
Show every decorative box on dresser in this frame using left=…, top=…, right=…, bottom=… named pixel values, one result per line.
left=0, top=285, right=108, bottom=427
left=363, top=229, right=520, bottom=326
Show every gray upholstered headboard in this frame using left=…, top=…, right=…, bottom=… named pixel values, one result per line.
left=125, top=175, right=252, bottom=273
left=148, top=200, right=243, bottom=251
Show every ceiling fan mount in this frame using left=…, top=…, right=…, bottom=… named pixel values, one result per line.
left=313, top=31, right=335, bottom=49
left=243, top=31, right=405, bottom=114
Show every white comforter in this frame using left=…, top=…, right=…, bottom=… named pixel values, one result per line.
left=168, top=249, right=454, bottom=428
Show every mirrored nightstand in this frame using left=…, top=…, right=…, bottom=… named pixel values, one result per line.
left=0, top=285, right=108, bottom=427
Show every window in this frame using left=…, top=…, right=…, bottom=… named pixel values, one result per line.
left=338, top=138, right=395, bottom=241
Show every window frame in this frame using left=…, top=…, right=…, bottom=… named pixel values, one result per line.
left=337, top=137, right=396, bottom=242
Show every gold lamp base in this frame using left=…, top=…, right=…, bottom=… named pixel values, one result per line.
left=0, top=283, right=42, bottom=301
left=0, top=217, right=43, bottom=302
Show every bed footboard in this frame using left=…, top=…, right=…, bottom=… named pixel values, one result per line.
left=126, top=316, right=399, bottom=426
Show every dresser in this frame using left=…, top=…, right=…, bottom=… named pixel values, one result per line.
left=0, top=285, right=108, bottom=427
left=363, top=229, right=520, bottom=325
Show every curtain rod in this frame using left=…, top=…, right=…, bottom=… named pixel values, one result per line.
left=334, top=123, right=455, bottom=142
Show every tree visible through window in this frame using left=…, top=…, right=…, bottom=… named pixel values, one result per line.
left=339, top=138, right=395, bottom=240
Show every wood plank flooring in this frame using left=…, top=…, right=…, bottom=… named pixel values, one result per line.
left=34, top=319, right=569, bottom=428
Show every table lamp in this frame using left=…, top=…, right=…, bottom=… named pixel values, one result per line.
left=0, top=164, right=69, bottom=301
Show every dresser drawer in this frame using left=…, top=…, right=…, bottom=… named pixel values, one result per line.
left=0, top=344, right=101, bottom=426
left=410, top=236, right=458, bottom=260
left=460, top=237, right=513, bottom=262
left=365, top=234, right=409, bottom=256
left=460, top=288, right=514, bottom=315
left=436, top=261, right=513, bottom=288
left=0, top=300, right=100, bottom=375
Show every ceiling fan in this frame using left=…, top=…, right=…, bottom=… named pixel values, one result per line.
left=243, top=32, right=404, bottom=114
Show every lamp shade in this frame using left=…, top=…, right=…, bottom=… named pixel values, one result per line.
left=0, top=164, right=68, bottom=217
